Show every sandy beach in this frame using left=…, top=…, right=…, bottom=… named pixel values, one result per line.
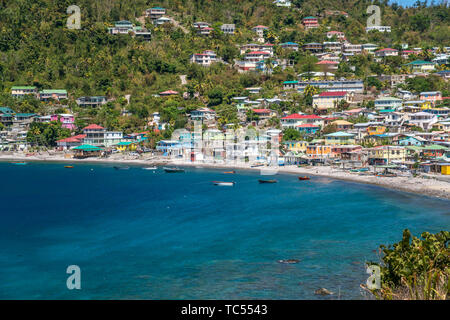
left=1, top=152, right=449, bottom=200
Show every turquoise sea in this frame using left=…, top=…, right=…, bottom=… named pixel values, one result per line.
left=0, top=162, right=449, bottom=299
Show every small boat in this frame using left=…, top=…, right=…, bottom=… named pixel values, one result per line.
left=11, top=162, right=27, bottom=165
left=143, top=166, right=157, bottom=170
left=223, top=171, right=236, bottom=174
left=350, top=168, right=369, bottom=173
left=376, top=173, right=397, bottom=177
left=259, top=179, right=277, bottom=184
left=298, top=176, right=310, bottom=181
left=212, top=181, right=235, bottom=186
left=64, top=166, right=74, bottom=169
left=278, top=259, right=300, bottom=264
left=114, top=166, right=130, bottom=170
left=163, top=167, right=185, bottom=173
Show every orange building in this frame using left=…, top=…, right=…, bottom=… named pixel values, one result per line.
left=306, top=145, right=333, bottom=159
left=367, top=126, right=386, bottom=135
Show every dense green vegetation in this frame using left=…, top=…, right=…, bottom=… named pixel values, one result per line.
left=367, top=229, right=449, bottom=300
left=0, top=0, right=449, bottom=134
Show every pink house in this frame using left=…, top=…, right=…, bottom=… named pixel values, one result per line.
left=419, top=91, right=443, bottom=105
left=51, top=114, right=76, bottom=130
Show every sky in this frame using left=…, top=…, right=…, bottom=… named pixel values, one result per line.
left=390, top=0, right=417, bottom=6
left=390, top=0, right=447, bottom=6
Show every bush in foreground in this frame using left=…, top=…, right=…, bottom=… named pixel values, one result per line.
left=363, top=229, right=449, bottom=300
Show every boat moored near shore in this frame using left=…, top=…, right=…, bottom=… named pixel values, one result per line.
left=259, top=179, right=277, bottom=184
left=212, top=181, right=235, bottom=186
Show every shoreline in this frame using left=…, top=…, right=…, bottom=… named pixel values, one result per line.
left=1, top=153, right=449, bottom=200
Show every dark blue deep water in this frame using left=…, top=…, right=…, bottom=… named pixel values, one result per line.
left=0, top=162, right=449, bottom=299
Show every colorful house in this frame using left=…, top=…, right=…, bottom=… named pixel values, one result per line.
left=331, top=120, right=354, bottom=130
left=281, top=114, right=323, bottom=128
left=51, top=114, right=75, bottom=130
left=419, top=91, right=442, bottom=105
left=367, top=125, right=386, bottom=135
left=306, top=145, right=333, bottom=159
left=302, top=16, right=319, bottom=29
left=296, top=123, right=320, bottom=134
left=324, top=131, right=356, bottom=145
left=422, top=144, right=449, bottom=159
left=115, top=141, right=138, bottom=152
left=56, top=134, right=86, bottom=150
left=442, top=163, right=450, bottom=175
left=282, top=141, right=308, bottom=153
left=367, top=146, right=406, bottom=165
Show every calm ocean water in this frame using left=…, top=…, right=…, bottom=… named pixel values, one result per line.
left=0, top=162, right=449, bottom=299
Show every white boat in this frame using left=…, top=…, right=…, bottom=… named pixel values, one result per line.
left=212, top=181, right=235, bottom=186
left=143, top=166, right=157, bottom=170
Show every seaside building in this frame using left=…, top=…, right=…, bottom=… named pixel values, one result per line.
left=56, top=134, right=86, bottom=150
left=82, top=124, right=106, bottom=146
left=367, top=146, right=406, bottom=165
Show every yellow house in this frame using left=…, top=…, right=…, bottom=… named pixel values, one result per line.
left=420, top=101, right=433, bottom=110
left=331, top=120, right=354, bottom=130
left=283, top=141, right=308, bottom=153
left=368, top=146, right=406, bottom=165
left=116, top=141, right=138, bottom=152
left=442, top=165, right=450, bottom=175
left=367, top=126, right=386, bottom=135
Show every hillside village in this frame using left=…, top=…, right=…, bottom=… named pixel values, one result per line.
left=1, top=2, right=450, bottom=177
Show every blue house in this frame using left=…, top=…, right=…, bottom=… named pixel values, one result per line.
left=296, top=123, right=319, bottom=134
left=397, top=135, right=426, bottom=146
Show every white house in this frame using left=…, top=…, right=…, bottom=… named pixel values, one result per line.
left=190, top=50, right=218, bottom=66
left=220, top=24, right=235, bottom=34
left=408, top=112, right=438, bottom=130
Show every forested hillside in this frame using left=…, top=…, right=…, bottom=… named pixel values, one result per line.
left=0, top=0, right=448, bottom=132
